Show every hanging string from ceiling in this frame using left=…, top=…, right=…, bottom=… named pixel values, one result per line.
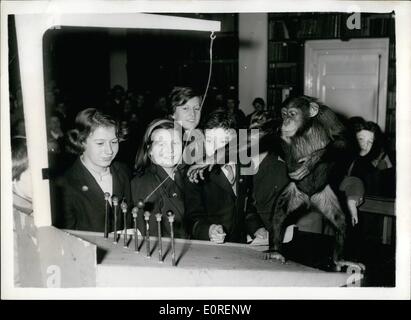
left=143, top=31, right=217, bottom=203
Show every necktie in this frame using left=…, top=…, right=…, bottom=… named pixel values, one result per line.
left=224, top=164, right=236, bottom=185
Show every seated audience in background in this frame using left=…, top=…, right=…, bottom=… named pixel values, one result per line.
left=48, top=113, right=65, bottom=143
left=224, top=95, right=247, bottom=129
left=115, top=100, right=142, bottom=169
left=133, top=92, right=150, bottom=129
left=11, top=136, right=35, bottom=287
left=346, top=117, right=395, bottom=197
left=131, top=119, right=187, bottom=238
left=54, top=100, right=70, bottom=132
left=47, top=113, right=67, bottom=177
left=246, top=97, right=266, bottom=126
left=104, top=84, right=126, bottom=118
left=57, top=108, right=131, bottom=232
left=150, top=94, right=169, bottom=120
left=184, top=110, right=251, bottom=244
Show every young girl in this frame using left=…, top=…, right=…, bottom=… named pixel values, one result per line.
left=131, top=119, right=187, bottom=238
left=58, top=108, right=131, bottom=232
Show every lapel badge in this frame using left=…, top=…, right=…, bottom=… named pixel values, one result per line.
left=82, top=185, right=89, bottom=192
left=172, top=192, right=178, bottom=198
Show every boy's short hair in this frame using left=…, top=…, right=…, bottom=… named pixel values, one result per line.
left=11, top=136, right=28, bottom=181
left=204, top=110, right=237, bottom=130
left=252, top=97, right=265, bottom=106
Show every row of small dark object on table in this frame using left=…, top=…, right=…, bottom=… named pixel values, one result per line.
left=103, top=193, right=176, bottom=266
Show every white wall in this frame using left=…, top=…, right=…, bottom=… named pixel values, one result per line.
left=238, top=13, right=267, bottom=116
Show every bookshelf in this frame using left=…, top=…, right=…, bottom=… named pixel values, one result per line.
left=267, top=12, right=396, bottom=147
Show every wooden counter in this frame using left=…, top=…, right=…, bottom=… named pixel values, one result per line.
left=67, top=230, right=361, bottom=287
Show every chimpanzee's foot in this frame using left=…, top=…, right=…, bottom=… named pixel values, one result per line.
left=334, top=260, right=366, bottom=273
left=264, top=250, right=286, bottom=263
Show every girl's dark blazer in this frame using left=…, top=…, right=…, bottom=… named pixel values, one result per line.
left=58, top=158, right=132, bottom=232
left=130, top=164, right=187, bottom=239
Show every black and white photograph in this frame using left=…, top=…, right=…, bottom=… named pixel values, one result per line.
left=1, top=0, right=410, bottom=300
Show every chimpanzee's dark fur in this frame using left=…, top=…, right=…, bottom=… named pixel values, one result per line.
left=271, top=96, right=349, bottom=263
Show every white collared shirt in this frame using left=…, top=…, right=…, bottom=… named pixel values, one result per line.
left=81, top=157, right=113, bottom=200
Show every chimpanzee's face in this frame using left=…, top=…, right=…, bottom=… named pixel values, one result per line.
left=281, top=107, right=304, bottom=138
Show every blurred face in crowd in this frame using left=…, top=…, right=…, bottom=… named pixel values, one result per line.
left=172, top=96, right=202, bottom=131
left=56, top=102, right=67, bottom=115
left=45, top=91, right=56, bottom=107
left=157, top=97, right=168, bottom=111
left=253, top=101, right=264, bottom=112
left=123, top=100, right=132, bottom=115
left=149, top=128, right=183, bottom=168
left=356, top=129, right=374, bottom=156
left=227, top=99, right=236, bottom=112
left=204, top=127, right=236, bottom=158
left=82, top=126, right=119, bottom=172
left=49, top=116, right=62, bottom=133
left=113, top=87, right=124, bottom=100
left=136, top=94, right=145, bottom=108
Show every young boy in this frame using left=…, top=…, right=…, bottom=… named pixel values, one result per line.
left=184, top=110, right=250, bottom=244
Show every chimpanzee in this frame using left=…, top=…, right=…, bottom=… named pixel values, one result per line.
left=267, top=96, right=363, bottom=271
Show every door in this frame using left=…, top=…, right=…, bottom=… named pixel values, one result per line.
left=304, top=39, right=389, bottom=130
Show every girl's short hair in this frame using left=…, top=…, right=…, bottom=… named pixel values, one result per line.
left=168, top=86, right=202, bottom=115
left=134, top=119, right=179, bottom=175
left=67, top=108, right=118, bottom=154
left=11, top=136, right=28, bottom=181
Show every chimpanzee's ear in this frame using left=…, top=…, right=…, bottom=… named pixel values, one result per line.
left=308, top=102, right=319, bottom=117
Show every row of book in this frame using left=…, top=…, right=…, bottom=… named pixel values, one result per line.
left=268, top=42, right=299, bottom=62
left=297, top=15, right=341, bottom=39
left=267, top=87, right=293, bottom=109
left=368, top=16, right=395, bottom=38
left=268, top=20, right=291, bottom=40
left=268, top=14, right=395, bottom=41
left=268, top=64, right=297, bottom=86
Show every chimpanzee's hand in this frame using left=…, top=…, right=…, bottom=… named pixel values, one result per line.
left=289, top=149, right=326, bottom=180
left=288, top=164, right=310, bottom=180
left=187, top=163, right=215, bottom=183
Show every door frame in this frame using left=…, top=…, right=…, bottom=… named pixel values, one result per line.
left=304, top=38, right=389, bottom=130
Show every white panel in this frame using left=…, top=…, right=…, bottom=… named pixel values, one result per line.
left=322, top=87, right=377, bottom=122
left=305, top=39, right=389, bottom=130
left=239, top=13, right=268, bottom=115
